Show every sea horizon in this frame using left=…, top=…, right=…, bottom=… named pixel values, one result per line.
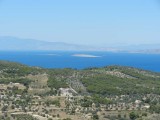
left=0, top=51, right=160, bottom=72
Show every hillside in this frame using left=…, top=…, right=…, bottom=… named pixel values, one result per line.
left=0, top=61, right=160, bottom=120
left=1, top=60, right=160, bottom=96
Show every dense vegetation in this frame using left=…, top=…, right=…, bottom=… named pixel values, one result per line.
left=0, top=61, right=44, bottom=77
left=47, top=69, right=74, bottom=90
left=81, top=66, right=160, bottom=96
left=81, top=73, right=160, bottom=95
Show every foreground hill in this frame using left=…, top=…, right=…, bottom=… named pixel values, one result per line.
left=0, top=61, right=160, bottom=95
left=0, top=60, right=160, bottom=120
left=0, top=60, right=160, bottom=96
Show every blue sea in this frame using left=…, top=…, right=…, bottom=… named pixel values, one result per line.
left=0, top=51, right=160, bottom=72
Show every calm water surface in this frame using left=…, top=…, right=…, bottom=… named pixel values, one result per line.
left=0, top=51, right=160, bottom=72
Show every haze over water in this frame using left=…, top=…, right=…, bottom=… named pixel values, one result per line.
left=0, top=51, right=160, bottom=72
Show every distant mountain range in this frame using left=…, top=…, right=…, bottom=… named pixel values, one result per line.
left=0, top=36, right=91, bottom=51
left=0, top=36, right=121, bottom=51
left=0, top=36, right=160, bottom=53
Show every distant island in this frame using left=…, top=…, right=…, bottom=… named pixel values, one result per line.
left=72, top=54, right=101, bottom=58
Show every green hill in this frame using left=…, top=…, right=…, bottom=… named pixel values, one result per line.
left=0, top=60, right=160, bottom=96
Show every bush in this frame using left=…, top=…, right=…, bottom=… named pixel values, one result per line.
left=129, top=112, right=139, bottom=120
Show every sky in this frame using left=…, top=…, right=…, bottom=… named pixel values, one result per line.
left=0, top=0, right=160, bottom=47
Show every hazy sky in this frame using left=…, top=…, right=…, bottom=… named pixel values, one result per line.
left=0, top=0, right=160, bottom=46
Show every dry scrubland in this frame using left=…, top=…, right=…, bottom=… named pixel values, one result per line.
left=0, top=61, right=160, bottom=120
